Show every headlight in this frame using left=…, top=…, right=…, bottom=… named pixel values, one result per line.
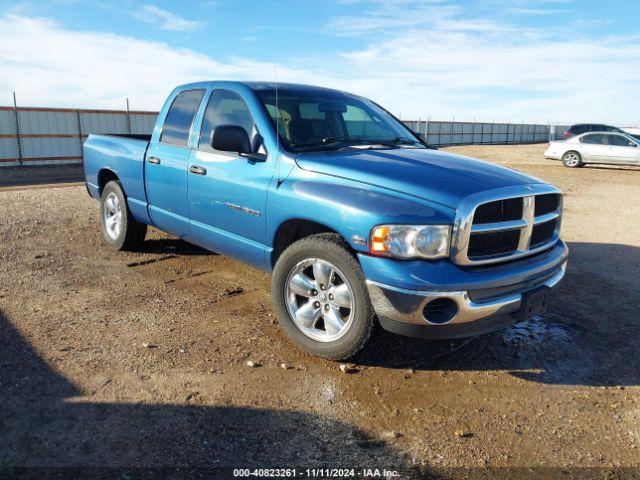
left=370, top=225, right=451, bottom=259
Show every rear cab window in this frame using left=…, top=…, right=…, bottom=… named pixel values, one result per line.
left=160, top=89, right=205, bottom=147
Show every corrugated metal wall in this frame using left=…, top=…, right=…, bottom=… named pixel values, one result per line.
left=0, top=107, right=157, bottom=167
left=402, top=120, right=559, bottom=146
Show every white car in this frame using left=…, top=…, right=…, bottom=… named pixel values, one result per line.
left=545, top=131, right=640, bottom=168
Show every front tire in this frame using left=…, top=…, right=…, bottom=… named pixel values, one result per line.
left=100, top=181, right=147, bottom=250
left=271, top=233, right=376, bottom=360
left=562, top=151, right=583, bottom=168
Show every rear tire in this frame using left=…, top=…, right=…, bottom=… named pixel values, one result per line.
left=100, top=181, right=147, bottom=250
left=562, top=151, right=583, bottom=168
left=271, top=233, right=376, bottom=360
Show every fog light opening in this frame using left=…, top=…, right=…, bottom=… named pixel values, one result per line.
left=422, top=298, right=459, bottom=325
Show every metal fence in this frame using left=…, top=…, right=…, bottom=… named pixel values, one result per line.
left=403, top=120, right=570, bottom=146
left=1, top=102, right=576, bottom=168
left=0, top=105, right=157, bottom=167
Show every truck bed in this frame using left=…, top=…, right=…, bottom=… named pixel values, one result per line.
left=83, top=134, right=151, bottom=224
left=105, top=133, right=152, bottom=142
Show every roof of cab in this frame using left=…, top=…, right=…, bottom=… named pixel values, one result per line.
left=175, top=80, right=351, bottom=95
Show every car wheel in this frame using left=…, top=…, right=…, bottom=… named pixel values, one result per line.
left=562, top=151, right=583, bottom=168
left=100, top=181, right=147, bottom=250
left=271, top=233, right=376, bottom=360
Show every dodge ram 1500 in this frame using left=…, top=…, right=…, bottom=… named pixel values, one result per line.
left=84, top=81, right=568, bottom=360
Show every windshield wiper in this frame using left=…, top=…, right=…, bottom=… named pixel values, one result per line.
left=290, top=136, right=423, bottom=152
left=391, top=136, right=423, bottom=145
left=347, top=136, right=423, bottom=148
left=289, top=138, right=346, bottom=151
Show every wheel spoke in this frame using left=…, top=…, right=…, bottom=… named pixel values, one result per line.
left=289, top=272, right=315, bottom=297
left=106, top=196, right=115, bottom=213
left=295, top=300, right=321, bottom=329
left=312, top=260, right=333, bottom=287
left=106, top=214, right=117, bottom=230
left=329, top=283, right=352, bottom=309
left=323, top=306, right=344, bottom=335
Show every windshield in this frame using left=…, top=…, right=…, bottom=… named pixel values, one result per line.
left=256, top=88, right=424, bottom=152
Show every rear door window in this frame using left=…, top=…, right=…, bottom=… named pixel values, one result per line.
left=581, top=134, right=607, bottom=145
left=160, top=89, right=205, bottom=147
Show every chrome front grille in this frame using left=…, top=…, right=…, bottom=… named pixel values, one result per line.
left=473, top=197, right=523, bottom=224
left=451, top=185, right=563, bottom=266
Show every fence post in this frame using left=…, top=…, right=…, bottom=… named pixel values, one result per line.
left=76, top=109, right=84, bottom=163
left=424, top=116, right=429, bottom=142
left=12, top=92, right=23, bottom=166
left=126, top=98, right=132, bottom=134
left=451, top=116, right=454, bottom=146
left=490, top=119, right=494, bottom=145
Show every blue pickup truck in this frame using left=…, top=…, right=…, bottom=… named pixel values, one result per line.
left=84, top=81, right=568, bottom=360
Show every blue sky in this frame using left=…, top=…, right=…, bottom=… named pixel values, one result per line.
left=1, top=0, right=639, bottom=123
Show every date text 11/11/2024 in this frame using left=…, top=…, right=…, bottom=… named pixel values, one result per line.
left=232, top=468, right=401, bottom=478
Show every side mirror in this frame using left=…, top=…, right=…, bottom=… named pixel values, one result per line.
left=211, top=125, right=251, bottom=153
left=211, top=125, right=267, bottom=162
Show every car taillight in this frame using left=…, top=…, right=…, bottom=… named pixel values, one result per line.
left=562, top=131, right=570, bottom=138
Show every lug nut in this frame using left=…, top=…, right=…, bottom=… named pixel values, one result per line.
left=320, top=284, right=326, bottom=290
left=312, top=289, right=318, bottom=296
left=328, top=294, right=334, bottom=301
left=314, top=301, right=320, bottom=308
left=324, top=304, right=330, bottom=311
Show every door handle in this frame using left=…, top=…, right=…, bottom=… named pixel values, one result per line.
left=189, top=165, right=207, bottom=176
left=148, top=156, right=161, bottom=164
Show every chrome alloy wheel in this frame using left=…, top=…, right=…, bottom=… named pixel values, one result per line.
left=103, top=192, right=122, bottom=240
left=284, top=258, right=355, bottom=342
left=564, top=152, right=580, bottom=166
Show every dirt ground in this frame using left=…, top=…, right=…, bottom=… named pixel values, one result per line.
left=1, top=145, right=639, bottom=478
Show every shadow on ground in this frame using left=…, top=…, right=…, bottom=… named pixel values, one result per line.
left=130, top=238, right=215, bottom=256
left=0, top=165, right=85, bottom=188
left=577, top=164, right=640, bottom=172
left=0, top=309, right=419, bottom=476
left=118, top=236, right=640, bottom=388
left=353, top=242, right=640, bottom=387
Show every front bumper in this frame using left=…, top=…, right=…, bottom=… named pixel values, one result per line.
left=364, top=243, right=568, bottom=339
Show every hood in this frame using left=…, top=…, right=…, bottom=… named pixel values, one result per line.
left=295, top=147, right=542, bottom=208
